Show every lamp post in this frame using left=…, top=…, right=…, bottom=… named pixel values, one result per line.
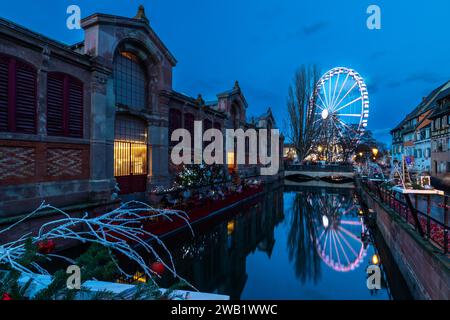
left=372, top=148, right=379, bottom=162
left=372, top=148, right=379, bottom=157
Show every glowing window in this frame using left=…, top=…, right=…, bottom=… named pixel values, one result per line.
left=114, top=115, right=148, bottom=177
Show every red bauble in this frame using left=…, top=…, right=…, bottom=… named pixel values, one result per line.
left=37, top=240, right=56, bottom=254
left=2, top=293, right=12, bottom=300
left=150, top=262, right=165, bottom=275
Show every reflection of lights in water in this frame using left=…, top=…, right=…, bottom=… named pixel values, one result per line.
left=322, top=215, right=329, bottom=228
left=227, top=220, right=235, bottom=235
left=181, top=231, right=220, bottom=259
left=372, top=254, right=380, bottom=265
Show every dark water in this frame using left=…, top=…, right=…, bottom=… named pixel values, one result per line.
left=152, top=185, right=412, bottom=300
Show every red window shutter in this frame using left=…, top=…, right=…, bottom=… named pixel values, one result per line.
left=0, top=55, right=36, bottom=134
left=204, top=119, right=212, bottom=131
left=47, top=73, right=64, bottom=136
left=15, top=61, right=37, bottom=134
left=0, top=56, right=8, bottom=131
left=184, top=113, right=194, bottom=134
left=47, top=73, right=83, bottom=138
left=68, top=78, right=83, bottom=138
left=169, top=109, right=182, bottom=147
left=184, top=113, right=195, bottom=146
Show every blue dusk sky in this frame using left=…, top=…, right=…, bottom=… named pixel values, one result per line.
left=1, top=0, right=449, bottom=145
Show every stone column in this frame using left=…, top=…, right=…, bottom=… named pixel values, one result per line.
left=37, top=47, right=49, bottom=137
left=148, top=120, right=170, bottom=187
left=88, top=66, right=116, bottom=201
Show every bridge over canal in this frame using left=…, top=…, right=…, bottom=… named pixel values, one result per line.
left=284, top=164, right=356, bottom=188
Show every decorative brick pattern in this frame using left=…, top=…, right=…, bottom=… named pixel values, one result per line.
left=47, top=148, right=83, bottom=177
left=0, top=146, right=35, bottom=180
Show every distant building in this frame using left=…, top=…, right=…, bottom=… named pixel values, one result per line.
left=390, top=81, right=450, bottom=176
left=429, top=88, right=450, bottom=188
left=390, top=121, right=405, bottom=166
left=283, top=143, right=297, bottom=161
left=0, top=6, right=283, bottom=219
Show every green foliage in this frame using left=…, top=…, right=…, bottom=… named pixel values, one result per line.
left=33, top=243, right=119, bottom=300
left=0, top=238, right=42, bottom=300
left=176, top=164, right=226, bottom=188
left=1, top=241, right=180, bottom=300
left=0, top=270, right=23, bottom=300
left=1, top=241, right=122, bottom=300
left=75, top=243, right=119, bottom=282
left=131, top=279, right=189, bottom=300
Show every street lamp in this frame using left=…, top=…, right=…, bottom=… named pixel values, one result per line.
left=318, top=146, right=323, bottom=152
left=372, top=148, right=379, bottom=157
left=372, top=254, right=380, bottom=265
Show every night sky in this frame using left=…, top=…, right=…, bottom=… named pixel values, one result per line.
left=2, top=0, right=449, bottom=145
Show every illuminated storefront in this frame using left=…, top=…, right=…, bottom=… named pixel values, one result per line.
left=114, top=115, right=148, bottom=194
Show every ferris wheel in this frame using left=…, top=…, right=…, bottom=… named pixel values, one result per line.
left=310, top=67, right=369, bottom=155
left=308, top=192, right=367, bottom=272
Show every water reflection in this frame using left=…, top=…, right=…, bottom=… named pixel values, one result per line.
left=287, top=192, right=322, bottom=284
left=155, top=188, right=285, bottom=300
left=139, top=186, right=409, bottom=300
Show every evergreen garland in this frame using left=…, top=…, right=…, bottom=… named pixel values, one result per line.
left=0, top=241, right=166, bottom=300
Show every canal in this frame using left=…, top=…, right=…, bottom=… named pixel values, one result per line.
left=145, top=185, right=412, bottom=300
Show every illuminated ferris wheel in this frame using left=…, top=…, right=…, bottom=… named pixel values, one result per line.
left=308, top=192, right=367, bottom=272
left=310, top=67, right=369, bottom=155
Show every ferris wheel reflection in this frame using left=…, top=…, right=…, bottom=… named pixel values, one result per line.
left=288, top=188, right=368, bottom=280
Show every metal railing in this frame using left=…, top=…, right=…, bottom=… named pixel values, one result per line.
left=362, top=180, right=449, bottom=254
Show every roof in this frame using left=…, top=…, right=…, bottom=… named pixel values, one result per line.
left=391, top=80, right=450, bottom=133
left=429, top=87, right=450, bottom=119
left=403, top=81, right=449, bottom=121
left=435, top=86, right=450, bottom=103
left=81, top=7, right=177, bottom=66
left=217, top=81, right=249, bottom=109
left=0, top=17, right=90, bottom=64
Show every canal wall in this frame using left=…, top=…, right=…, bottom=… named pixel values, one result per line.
left=359, top=184, right=450, bottom=300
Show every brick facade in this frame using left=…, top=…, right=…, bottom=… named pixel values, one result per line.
left=0, top=6, right=283, bottom=220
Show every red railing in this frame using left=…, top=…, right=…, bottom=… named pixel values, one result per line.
left=362, top=180, right=449, bottom=254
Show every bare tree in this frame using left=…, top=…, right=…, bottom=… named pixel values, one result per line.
left=286, top=65, right=320, bottom=162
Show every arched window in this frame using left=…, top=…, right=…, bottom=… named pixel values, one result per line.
left=0, top=54, right=36, bottom=134
left=114, top=51, right=146, bottom=109
left=184, top=112, right=195, bottom=147
left=169, top=109, right=182, bottom=147
left=204, top=119, right=212, bottom=132
left=203, top=119, right=212, bottom=149
left=229, top=105, right=239, bottom=171
left=231, top=104, right=239, bottom=129
left=213, top=121, right=221, bottom=131
left=267, top=121, right=273, bottom=156
left=47, top=72, right=83, bottom=137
